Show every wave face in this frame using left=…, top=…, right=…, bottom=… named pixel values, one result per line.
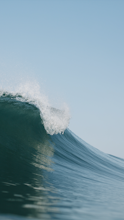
left=0, top=92, right=124, bottom=220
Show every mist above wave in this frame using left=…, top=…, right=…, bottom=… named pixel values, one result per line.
left=0, top=82, right=70, bottom=135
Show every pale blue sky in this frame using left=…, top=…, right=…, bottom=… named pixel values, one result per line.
left=0, top=0, right=124, bottom=158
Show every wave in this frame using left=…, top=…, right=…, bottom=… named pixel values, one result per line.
left=0, top=85, right=124, bottom=220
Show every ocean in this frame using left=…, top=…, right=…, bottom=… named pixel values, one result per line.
left=0, top=86, right=124, bottom=220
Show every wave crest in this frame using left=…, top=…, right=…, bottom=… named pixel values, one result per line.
left=0, top=82, right=70, bottom=135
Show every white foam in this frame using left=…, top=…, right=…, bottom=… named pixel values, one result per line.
left=0, top=82, right=70, bottom=135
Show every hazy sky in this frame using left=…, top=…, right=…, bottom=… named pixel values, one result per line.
left=0, top=0, right=124, bottom=158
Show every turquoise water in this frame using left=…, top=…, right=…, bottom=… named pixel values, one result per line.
left=0, top=93, right=124, bottom=220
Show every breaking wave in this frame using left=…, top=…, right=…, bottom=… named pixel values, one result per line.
left=0, top=82, right=124, bottom=220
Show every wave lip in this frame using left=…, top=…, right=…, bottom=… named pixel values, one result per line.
left=0, top=82, right=70, bottom=135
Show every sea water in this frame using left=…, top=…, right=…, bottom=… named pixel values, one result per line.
left=0, top=83, right=124, bottom=220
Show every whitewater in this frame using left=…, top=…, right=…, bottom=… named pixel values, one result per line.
left=0, top=83, right=124, bottom=220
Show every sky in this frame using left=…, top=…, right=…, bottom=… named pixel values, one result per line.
left=0, top=0, right=124, bottom=158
